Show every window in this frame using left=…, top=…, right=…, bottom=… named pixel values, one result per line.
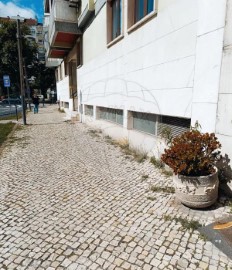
left=99, top=107, right=123, bottom=125
left=157, top=115, right=191, bottom=137
left=107, top=0, right=122, bottom=43
left=132, top=112, right=157, bottom=135
left=135, top=0, right=154, bottom=22
left=85, top=105, right=94, bottom=116
left=130, top=111, right=190, bottom=137
left=128, top=0, right=155, bottom=29
left=76, top=37, right=82, bottom=67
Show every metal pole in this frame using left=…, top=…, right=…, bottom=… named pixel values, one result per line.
left=7, top=87, right=9, bottom=100
left=23, top=59, right=31, bottom=111
left=16, top=18, right=26, bottom=125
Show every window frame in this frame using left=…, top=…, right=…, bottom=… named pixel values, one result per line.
left=129, top=110, right=191, bottom=137
left=98, top=107, right=124, bottom=125
left=107, top=0, right=123, bottom=46
left=85, top=105, right=94, bottom=116
left=131, top=111, right=158, bottom=135
left=127, top=0, right=157, bottom=32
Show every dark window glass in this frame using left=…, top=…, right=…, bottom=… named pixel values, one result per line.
left=135, top=0, right=154, bottom=23
left=133, top=112, right=157, bottom=135
left=112, top=0, right=122, bottom=39
left=99, top=107, right=123, bottom=125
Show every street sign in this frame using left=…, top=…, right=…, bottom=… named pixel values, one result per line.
left=3, top=75, right=10, bottom=87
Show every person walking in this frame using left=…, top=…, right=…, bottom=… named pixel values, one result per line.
left=32, top=94, right=39, bottom=114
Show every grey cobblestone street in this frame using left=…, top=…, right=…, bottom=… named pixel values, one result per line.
left=0, top=105, right=231, bottom=270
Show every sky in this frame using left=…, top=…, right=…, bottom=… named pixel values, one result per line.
left=0, top=0, right=44, bottom=23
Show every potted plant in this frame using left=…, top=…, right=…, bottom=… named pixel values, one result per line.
left=161, top=124, right=221, bottom=208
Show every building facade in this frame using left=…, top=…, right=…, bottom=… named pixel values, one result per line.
left=44, top=0, right=232, bottom=170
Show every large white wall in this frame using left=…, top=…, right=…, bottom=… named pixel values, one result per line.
left=191, top=0, right=227, bottom=132
left=82, top=5, right=107, bottom=63
left=78, top=0, right=232, bottom=165
left=216, top=0, right=232, bottom=170
left=57, top=76, right=70, bottom=102
left=79, top=0, right=198, bottom=118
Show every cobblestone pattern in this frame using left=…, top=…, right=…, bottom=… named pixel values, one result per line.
left=0, top=105, right=231, bottom=270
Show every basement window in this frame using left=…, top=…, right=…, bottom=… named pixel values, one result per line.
left=85, top=105, right=94, bottom=116
left=130, top=111, right=191, bottom=137
left=99, top=107, right=123, bottom=125
left=157, top=115, right=191, bottom=137
left=132, top=111, right=157, bottom=135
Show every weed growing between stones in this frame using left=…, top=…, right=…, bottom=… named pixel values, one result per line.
left=147, top=196, right=156, bottom=201
left=199, top=233, right=208, bottom=242
left=141, top=174, right=149, bottom=182
left=163, top=215, right=202, bottom=231
left=87, top=129, right=101, bottom=138
left=150, top=185, right=175, bottom=194
left=87, top=129, right=102, bottom=138
left=7, top=136, right=30, bottom=147
left=150, top=156, right=173, bottom=177
left=104, top=137, right=147, bottom=163
left=150, top=156, right=164, bottom=169
left=116, top=139, right=147, bottom=163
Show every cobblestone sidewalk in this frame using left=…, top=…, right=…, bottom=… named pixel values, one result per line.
left=0, top=105, right=231, bottom=270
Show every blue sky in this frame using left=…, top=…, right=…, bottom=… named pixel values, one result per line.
left=0, top=0, right=44, bottom=23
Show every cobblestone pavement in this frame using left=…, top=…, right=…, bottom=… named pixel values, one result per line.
left=0, top=105, right=231, bottom=270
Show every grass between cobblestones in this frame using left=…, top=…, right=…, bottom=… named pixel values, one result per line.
left=88, top=130, right=148, bottom=163
left=107, top=136, right=147, bottom=163
left=0, top=122, right=16, bottom=147
left=163, top=214, right=203, bottom=231
left=150, top=185, right=175, bottom=194
left=150, top=156, right=173, bottom=177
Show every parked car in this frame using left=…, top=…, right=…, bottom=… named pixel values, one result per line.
left=0, top=98, right=21, bottom=106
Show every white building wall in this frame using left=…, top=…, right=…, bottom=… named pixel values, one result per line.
left=77, top=0, right=198, bottom=155
left=78, top=0, right=231, bottom=162
left=82, top=5, right=107, bottom=63
left=79, top=0, right=198, bottom=118
left=216, top=0, right=232, bottom=179
left=57, top=76, right=69, bottom=101
left=191, top=0, right=227, bottom=132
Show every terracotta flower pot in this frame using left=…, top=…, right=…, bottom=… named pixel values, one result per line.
left=173, top=168, right=219, bottom=208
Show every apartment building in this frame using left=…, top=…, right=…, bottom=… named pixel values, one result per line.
left=44, top=0, right=232, bottom=169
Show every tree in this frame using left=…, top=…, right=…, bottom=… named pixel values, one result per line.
left=0, top=19, right=37, bottom=97
left=27, top=62, right=56, bottom=97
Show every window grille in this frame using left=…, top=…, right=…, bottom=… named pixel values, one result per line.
left=157, top=115, right=191, bottom=137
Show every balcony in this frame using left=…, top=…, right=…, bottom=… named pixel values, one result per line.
left=44, top=0, right=82, bottom=59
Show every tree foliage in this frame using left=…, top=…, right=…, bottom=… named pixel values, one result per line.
left=27, top=62, right=56, bottom=96
left=0, top=19, right=38, bottom=96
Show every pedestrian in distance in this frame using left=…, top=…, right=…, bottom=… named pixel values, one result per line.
left=32, top=94, right=39, bottom=114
